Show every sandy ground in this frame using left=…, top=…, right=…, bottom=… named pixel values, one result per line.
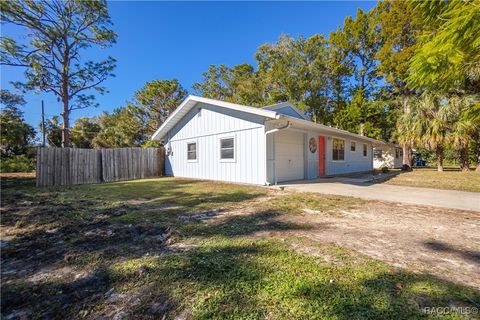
left=249, top=195, right=480, bottom=289
left=203, top=192, right=480, bottom=289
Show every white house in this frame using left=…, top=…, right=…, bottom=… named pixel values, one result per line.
left=151, top=95, right=382, bottom=185
left=373, top=144, right=403, bottom=169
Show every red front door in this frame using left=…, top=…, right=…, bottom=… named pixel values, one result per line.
left=318, top=136, right=326, bottom=176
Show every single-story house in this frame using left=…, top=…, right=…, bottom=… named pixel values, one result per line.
left=373, top=144, right=403, bottom=169
left=151, top=95, right=383, bottom=185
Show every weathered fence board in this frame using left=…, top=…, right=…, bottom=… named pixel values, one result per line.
left=36, top=147, right=164, bottom=186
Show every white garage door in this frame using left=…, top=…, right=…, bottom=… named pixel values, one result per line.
left=275, top=130, right=305, bottom=182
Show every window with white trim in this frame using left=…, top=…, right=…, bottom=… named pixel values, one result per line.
left=220, top=137, right=234, bottom=160
left=187, top=142, right=197, bottom=161
left=363, top=144, right=368, bottom=157
left=332, top=138, right=345, bottom=161
left=351, top=141, right=356, bottom=152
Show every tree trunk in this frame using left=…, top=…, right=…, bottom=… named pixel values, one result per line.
left=401, top=93, right=413, bottom=169
left=436, top=143, right=444, bottom=172
left=61, top=96, right=70, bottom=148
left=459, top=146, right=470, bottom=171
left=476, top=142, right=480, bottom=172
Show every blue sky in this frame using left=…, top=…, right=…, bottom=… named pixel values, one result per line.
left=1, top=1, right=375, bottom=129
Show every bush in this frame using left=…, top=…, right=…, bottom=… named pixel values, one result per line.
left=0, top=155, right=35, bottom=173
left=381, top=166, right=389, bottom=173
left=141, top=140, right=163, bottom=148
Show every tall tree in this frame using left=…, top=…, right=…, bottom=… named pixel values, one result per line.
left=330, top=9, right=383, bottom=137
left=193, top=64, right=266, bottom=107
left=70, top=117, right=101, bottom=148
left=0, top=88, right=26, bottom=108
left=1, top=0, right=117, bottom=147
left=0, top=90, right=35, bottom=157
left=398, top=94, right=450, bottom=172
left=44, top=116, right=63, bottom=147
left=407, top=0, right=480, bottom=94
left=93, top=106, right=144, bottom=148
left=132, top=79, right=188, bottom=136
left=255, top=34, right=330, bottom=121
left=443, top=96, right=479, bottom=171
left=375, top=0, right=424, bottom=168
left=193, top=65, right=235, bottom=102
left=326, top=28, right=354, bottom=122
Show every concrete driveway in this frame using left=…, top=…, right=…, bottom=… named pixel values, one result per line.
left=278, top=178, right=480, bottom=211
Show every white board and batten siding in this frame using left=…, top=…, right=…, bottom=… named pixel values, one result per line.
left=326, top=136, right=373, bottom=175
left=304, top=131, right=373, bottom=178
left=274, top=130, right=305, bottom=182
left=164, top=102, right=266, bottom=184
left=373, top=145, right=403, bottom=169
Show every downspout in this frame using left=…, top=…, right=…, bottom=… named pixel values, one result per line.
left=265, top=120, right=291, bottom=185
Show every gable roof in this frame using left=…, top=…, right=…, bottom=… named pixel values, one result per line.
left=261, top=101, right=308, bottom=120
left=151, top=95, right=281, bottom=141
left=151, top=95, right=389, bottom=146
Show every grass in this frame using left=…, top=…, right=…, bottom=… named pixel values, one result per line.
left=1, top=176, right=479, bottom=319
left=384, top=167, right=480, bottom=192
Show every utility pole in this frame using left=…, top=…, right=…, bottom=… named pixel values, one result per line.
left=41, top=100, right=46, bottom=147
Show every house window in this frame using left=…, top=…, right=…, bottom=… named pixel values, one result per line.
left=187, top=142, right=197, bottom=161
left=374, top=149, right=383, bottom=160
left=332, top=138, right=345, bottom=161
left=363, top=144, right=368, bottom=157
left=220, top=137, right=234, bottom=160
left=395, top=148, right=400, bottom=159
left=351, top=141, right=356, bottom=152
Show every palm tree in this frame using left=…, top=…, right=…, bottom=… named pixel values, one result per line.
left=445, top=96, right=480, bottom=171
left=398, top=94, right=449, bottom=171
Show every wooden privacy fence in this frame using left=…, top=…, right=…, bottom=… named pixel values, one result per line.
left=36, top=147, right=165, bottom=186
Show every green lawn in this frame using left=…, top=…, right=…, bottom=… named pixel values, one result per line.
left=1, top=176, right=478, bottom=319
left=384, top=167, right=480, bottom=192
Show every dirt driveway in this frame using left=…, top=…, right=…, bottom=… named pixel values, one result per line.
left=264, top=196, right=480, bottom=288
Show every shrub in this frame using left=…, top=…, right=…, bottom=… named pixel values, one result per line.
left=0, top=155, right=35, bottom=173
left=141, top=140, right=163, bottom=148
left=381, top=166, right=389, bottom=173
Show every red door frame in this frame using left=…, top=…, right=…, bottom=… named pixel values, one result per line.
left=318, top=136, right=326, bottom=176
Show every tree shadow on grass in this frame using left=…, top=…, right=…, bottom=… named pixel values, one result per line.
left=185, top=209, right=315, bottom=238
left=3, top=177, right=478, bottom=319
left=1, top=205, right=311, bottom=318
left=293, top=270, right=480, bottom=320
left=3, top=235, right=480, bottom=319
left=424, top=240, right=480, bottom=265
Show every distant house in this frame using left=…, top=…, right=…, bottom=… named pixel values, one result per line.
left=373, top=144, right=403, bottom=169
left=151, top=96, right=383, bottom=185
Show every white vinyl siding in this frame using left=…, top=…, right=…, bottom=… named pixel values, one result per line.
left=164, top=103, right=266, bottom=185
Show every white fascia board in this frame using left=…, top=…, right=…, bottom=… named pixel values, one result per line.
left=282, top=116, right=387, bottom=145
left=151, top=95, right=280, bottom=141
